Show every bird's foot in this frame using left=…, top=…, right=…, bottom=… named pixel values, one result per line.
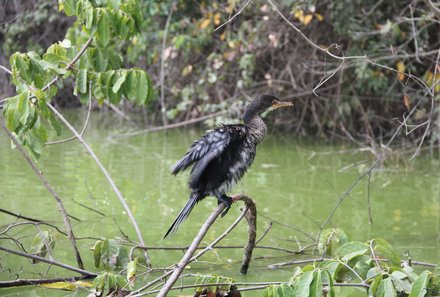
left=218, top=195, right=233, bottom=217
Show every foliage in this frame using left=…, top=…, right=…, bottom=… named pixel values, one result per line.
left=30, top=230, right=55, bottom=263
left=2, top=0, right=153, bottom=159
left=92, top=239, right=129, bottom=271
left=2, top=0, right=439, bottom=143
left=261, top=230, right=439, bottom=297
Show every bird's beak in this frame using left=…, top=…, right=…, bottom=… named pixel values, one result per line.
left=272, top=100, right=294, bottom=110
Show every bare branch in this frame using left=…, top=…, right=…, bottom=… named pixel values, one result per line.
left=0, top=246, right=95, bottom=276
left=214, top=0, right=253, bottom=32
left=46, top=102, right=152, bottom=267
left=155, top=203, right=227, bottom=297
left=117, top=111, right=226, bottom=138
left=0, top=116, right=84, bottom=270
left=46, top=82, right=93, bottom=145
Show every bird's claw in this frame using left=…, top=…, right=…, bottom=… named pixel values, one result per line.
left=218, top=195, right=233, bottom=217
left=221, top=205, right=231, bottom=217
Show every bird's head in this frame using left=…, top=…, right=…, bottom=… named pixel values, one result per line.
left=243, top=94, right=293, bottom=122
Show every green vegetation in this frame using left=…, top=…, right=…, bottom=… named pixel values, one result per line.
left=1, top=0, right=439, bottom=296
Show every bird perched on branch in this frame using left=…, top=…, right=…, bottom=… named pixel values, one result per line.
left=164, top=95, right=293, bottom=238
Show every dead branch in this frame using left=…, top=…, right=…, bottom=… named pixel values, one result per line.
left=155, top=203, right=226, bottom=297
left=0, top=116, right=84, bottom=270
left=46, top=103, right=152, bottom=267
left=234, top=194, right=257, bottom=274
left=0, top=275, right=93, bottom=288
left=0, top=246, right=95, bottom=276
left=117, top=110, right=227, bottom=138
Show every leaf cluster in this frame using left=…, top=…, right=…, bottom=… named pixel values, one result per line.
left=2, top=0, right=154, bottom=159
left=262, top=229, right=440, bottom=297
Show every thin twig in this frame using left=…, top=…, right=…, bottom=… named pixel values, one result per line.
left=317, top=101, right=421, bottom=240
left=46, top=102, right=152, bottom=267
left=117, top=111, right=226, bottom=138
left=411, top=49, right=440, bottom=159
left=0, top=275, right=94, bottom=288
left=0, top=246, right=95, bottom=276
left=0, top=208, right=43, bottom=223
left=46, top=82, right=92, bottom=145
left=214, top=0, right=253, bottom=32
left=159, top=2, right=175, bottom=126
left=0, top=64, right=12, bottom=75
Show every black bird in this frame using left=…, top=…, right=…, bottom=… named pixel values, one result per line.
left=164, top=95, right=293, bottom=238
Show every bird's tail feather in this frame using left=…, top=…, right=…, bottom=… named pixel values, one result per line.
left=164, top=193, right=198, bottom=239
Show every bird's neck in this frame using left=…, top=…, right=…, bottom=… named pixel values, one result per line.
left=244, top=115, right=267, bottom=142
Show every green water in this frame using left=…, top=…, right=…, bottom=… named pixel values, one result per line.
left=1, top=111, right=439, bottom=296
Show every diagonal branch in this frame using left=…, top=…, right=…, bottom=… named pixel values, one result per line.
left=46, top=102, right=151, bottom=267
left=0, top=116, right=84, bottom=270
left=0, top=246, right=95, bottom=276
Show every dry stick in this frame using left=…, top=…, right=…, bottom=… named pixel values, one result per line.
left=367, top=172, right=373, bottom=224
left=117, top=111, right=226, bottom=138
left=46, top=84, right=92, bottom=145
left=238, top=195, right=257, bottom=274
left=266, top=0, right=366, bottom=62
left=133, top=243, right=297, bottom=254
left=0, top=208, right=43, bottom=223
left=0, top=275, right=94, bottom=288
left=267, top=0, right=433, bottom=96
left=317, top=101, right=421, bottom=242
left=0, top=246, right=95, bottom=276
left=214, top=0, right=253, bottom=32
left=156, top=198, right=256, bottom=296
left=159, top=2, right=175, bottom=126
left=136, top=197, right=256, bottom=297
left=155, top=204, right=226, bottom=297
left=411, top=49, right=440, bottom=159
left=0, top=117, right=84, bottom=270
left=46, top=102, right=151, bottom=267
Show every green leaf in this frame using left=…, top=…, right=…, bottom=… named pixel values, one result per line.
left=383, top=277, right=397, bottom=297
left=87, top=48, right=108, bottom=72
left=93, top=240, right=103, bottom=268
left=100, top=239, right=128, bottom=271
left=403, top=265, right=419, bottom=282
left=4, top=95, right=20, bottom=131
left=262, top=285, right=276, bottom=297
left=369, top=274, right=383, bottom=297
left=48, top=112, right=62, bottom=136
left=337, top=241, right=369, bottom=261
left=323, top=270, right=335, bottom=297
left=26, top=118, right=48, bottom=159
left=97, top=9, right=111, bottom=46
left=276, top=284, right=294, bottom=296
left=310, top=270, right=323, bottom=297
left=112, top=70, right=127, bottom=93
left=390, top=270, right=412, bottom=294
left=127, top=258, right=137, bottom=286
left=30, top=230, right=55, bottom=263
left=372, top=238, right=401, bottom=266
left=133, top=70, right=148, bottom=105
left=10, top=53, right=31, bottom=83
left=17, top=91, right=30, bottom=126
left=293, top=270, right=314, bottom=297
left=60, top=0, right=77, bottom=16
left=76, top=69, right=88, bottom=94
left=409, top=271, right=430, bottom=297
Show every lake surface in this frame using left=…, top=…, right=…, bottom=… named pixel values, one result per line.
left=1, top=110, right=439, bottom=296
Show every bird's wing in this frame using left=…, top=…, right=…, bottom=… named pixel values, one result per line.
left=170, top=125, right=245, bottom=178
